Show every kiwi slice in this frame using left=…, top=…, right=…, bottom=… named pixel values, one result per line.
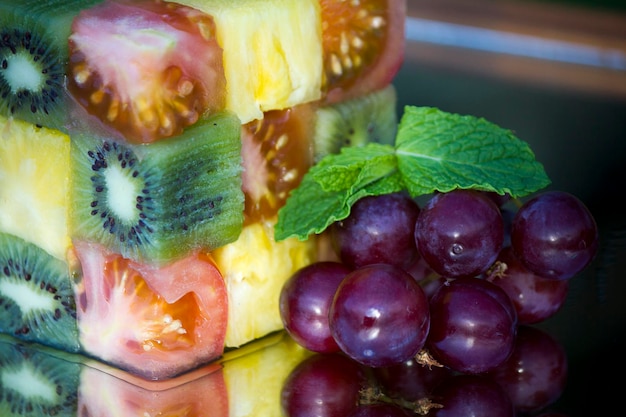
left=70, top=111, right=245, bottom=266
left=0, top=336, right=80, bottom=416
left=0, top=0, right=101, bottom=132
left=0, top=232, right=80, bottom=353
left=312, top=84, right=398, bottom=162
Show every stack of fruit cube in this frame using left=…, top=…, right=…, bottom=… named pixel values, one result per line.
left=0, top=0, right=406, bottom=379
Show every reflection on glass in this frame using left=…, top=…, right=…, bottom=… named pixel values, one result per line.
left=0, top=323, right=571, bottom=416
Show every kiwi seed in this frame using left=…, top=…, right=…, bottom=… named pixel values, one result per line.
left=312, top=84, right=398, bottom=162
left=0, top=232, right=80, bottom=353
left=70, top=111, right=245, bottom=265
left=0, top=336, right=80, bottom=416
left=0, top=0, right=103, bottom=131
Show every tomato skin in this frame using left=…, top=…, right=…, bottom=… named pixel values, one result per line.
left=320, top=0, right=406, bottom=104
left=72, top=240, right=228, bottom=380
left=241, top=105, right=315, bottom=224
left=68, top=0, right=226, bottom=143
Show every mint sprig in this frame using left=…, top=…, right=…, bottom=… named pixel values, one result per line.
left=274, top=106, right=550, bottom=241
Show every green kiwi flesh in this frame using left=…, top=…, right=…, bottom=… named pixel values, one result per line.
left=0, top=335, right=80, bottom=416
left=312, top=84, right=398, bottom=162
left=0, top=232, right=80, bottom=353
left=70, top=111, right=245, bottom=266
left=0, top=0, right=101, bottom=132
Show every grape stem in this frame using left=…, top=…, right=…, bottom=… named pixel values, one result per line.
left=359, top=385, right=443, bottom=415
left=414, top=348, right=444, bottom=368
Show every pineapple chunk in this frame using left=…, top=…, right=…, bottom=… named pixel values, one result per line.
left=172, top=0, right=323, bottom=123
left=222, top=332, right=312, bottom=417
left=0, top=116, right=70, bottom=260
left=212, top=218, right=317, bottom=348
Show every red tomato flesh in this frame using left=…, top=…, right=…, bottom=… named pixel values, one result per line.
left=68, top=0, right=226, bottom=143
left=320, top=0, right=406, bottom=103
left=72, top=240, right=228, bottom=380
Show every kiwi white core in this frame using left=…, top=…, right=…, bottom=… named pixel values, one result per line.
left=104, top=164, right=139, bottom=223
left=1, top=365, right=56, bottom=403
left=3, top=52, right=43, bottom=93
left=0, top=281, right=55, bottom=314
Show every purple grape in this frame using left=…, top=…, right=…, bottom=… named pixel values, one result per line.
left=329, top=263, right=431, bottom=367
left=281, top=353, right=366, bottom=417
left=280, top=261, right=352, bottom=353
left=427, top=277, right=518, bottom=374
left=331, top=192, right=420, bottom=269
left=485, top=247, right=569, bottom=324
left=487, top=325, right=568, bottom=413
left=414, top=189, right=504, bottom=278
left=429, top=374, right=515, bottom=417
left=511, top=190, right=599, bottom=280
left=372, top=357, right=451, bottom=402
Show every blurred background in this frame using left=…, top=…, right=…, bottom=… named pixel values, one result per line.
left=394, top=1, right=625, bottom=414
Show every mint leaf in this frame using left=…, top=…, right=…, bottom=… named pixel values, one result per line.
left=274, top=105, right=551, bottom=241
left=395, top=106, right=550, bottom=197
left=275, top=144, right=405, bottom=241
left=274, top=176, right=345, bottom=241
left=311, top=144, right=397, bottom=192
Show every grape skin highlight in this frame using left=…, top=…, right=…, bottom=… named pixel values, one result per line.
left=329, top=263, right=430, bottom=368
left=511, top=190, right=599, bottom=280
left=427, top=277, right=518, bottom=374
left=414, top=189, right=504, bottom=279
left=331, top=192, right=420, bottom=270
left=279, top=261, right=351, bottom=353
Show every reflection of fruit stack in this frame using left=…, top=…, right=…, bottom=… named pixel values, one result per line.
left=0, top=331, right=312, bottom=416
left=0, top=0, right=406, bottom=379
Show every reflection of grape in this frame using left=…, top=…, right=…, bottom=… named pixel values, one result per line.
left=415, top=189, right=504, bottom=278
left=329, top=264, right=430, bottom=367
left=427, top=277, right=518, bottom=374
left=348, top=404, right=411, bottom=417
left=373, top=357, right=451, bottom=402
left=279, top=261, right=351, bottom=353
left=487, top=326, right=568, bottom=413
left=429, top=374, right=515, bottom=417
left=281, top=353, right=365, bottom=417
left=485, top=247, right=569, bottom=324
left=331, top=192, right=420, bottom=269
left=511, top=191, right=599, bottom=280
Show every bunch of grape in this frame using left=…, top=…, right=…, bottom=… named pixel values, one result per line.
left=281, top=324, right=569, bottom=416
left=279, top=188, right=598, bottom=415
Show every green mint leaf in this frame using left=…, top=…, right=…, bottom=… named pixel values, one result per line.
left=274, top=144, right=404, bottom=241
left=274, top=176, right=345, bottom=241
left=311, top=143, right=396, bottom=192
left=275, top=105, right=552, bottom=241
left=395, top=106, right=551, bottom=197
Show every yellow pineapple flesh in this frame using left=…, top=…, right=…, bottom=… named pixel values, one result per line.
left=221, top=331, right=313, bottom=417
left=172, top=0, right=323, bottom=124
left=0, top=116, right=71, bottom=260
left=212, top=218, right=318, bottom=348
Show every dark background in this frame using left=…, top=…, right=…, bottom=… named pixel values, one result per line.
left=539, top=0, right=626, bottom=12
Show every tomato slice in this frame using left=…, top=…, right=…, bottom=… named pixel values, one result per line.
left=320, top=0, right=406, bottom=103
left=68, top=0, right=226, bottom=143
left=241, top=104, right=315, bottom=224
left=72, top=240, right=228, bottom=380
